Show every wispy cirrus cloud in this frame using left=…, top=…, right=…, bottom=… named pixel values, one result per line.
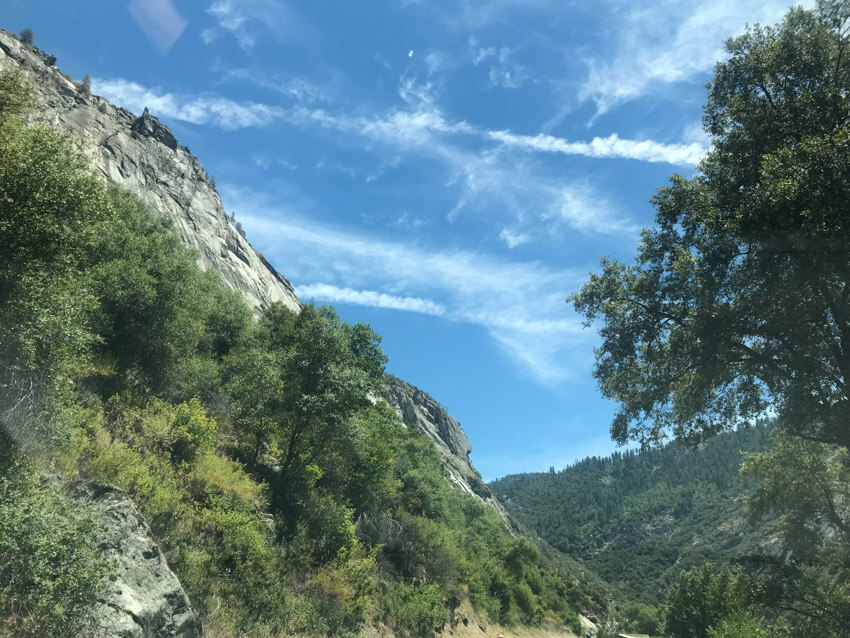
left=222, top=184, right=590, bottom=384
left=405, top=0, right=559, bottom=30
left=91, top=75, right=686, bottom=237
left=92, top=78, right=283, bottom=129
left=297, top=284, right=446, bottom=316
left=488, top=130, right=705, bottom=165
left=203, top=0, right=315, bottom=51
left=580, top=0, right=813, bottom=116
left=220, top=67, right=326, bottom=103
left=205, top=0, right=254, bottom=49
left=94, top=75, right=705, bottom=162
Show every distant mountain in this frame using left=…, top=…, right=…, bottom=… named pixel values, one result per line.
left=491, top=424, right=777, bottom=605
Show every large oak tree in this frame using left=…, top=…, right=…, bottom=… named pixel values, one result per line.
left=572, top=1, right=850, bottom=450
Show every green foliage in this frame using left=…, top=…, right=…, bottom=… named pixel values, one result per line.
left=0, top=63, right=592, bottom=637
left=740, top=432, right=850, bottom=636
left=662, top=564, right=750, bottom=638
left=621, top=600, right=661, bottom=635
left=0, top=69, right=31, bottom=121
left=0, top=462, right=109, bottom=638
left=493, top=425, right=775, bottom=605
left=18, top=28, right=33, bottom=45
left=567, top=4, right=850, bottom=635
left=169, top=398, right=217, bottom=463
left=388, top=582, right=449, bottom=637
left=90, top=189, right=251, bottom=395
left=570, top=2, right=850, bottom=450
left=0, top=69, right=111, bottom=453
left=707, top=613, right=767, bottom=638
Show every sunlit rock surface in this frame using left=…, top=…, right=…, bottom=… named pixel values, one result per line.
left=384, top=374, right=515, bottom=529
left=72, top=483, right=201, bottom=638
left=0, top=29, right=300, bottom=315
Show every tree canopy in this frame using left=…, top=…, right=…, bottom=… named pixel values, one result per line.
left=571, top=1, right=850, bottom=449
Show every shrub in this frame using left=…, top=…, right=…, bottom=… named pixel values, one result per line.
left=708, top=613, right=767, bottom=638
left=0, top=463, right=109, bottom=637
left=170, top=398, right=217, bottom=463
left=388, top=582, right=449, bottom=637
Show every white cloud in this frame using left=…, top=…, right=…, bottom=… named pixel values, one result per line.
left=207, top=0, right=254, bottom=49
left=223, top=185, right=592, bottom=385
left=204, top=0, right=312, bottom=51
left=415, top=0, right=559, bottom=30
left=425, top=51, right=453, bottom=77
left=297, top=284, right=447, bottom=316
left=200, top=28, right=217, bottom=45
left=468, top=40, right=528, bottom=89
left=488, top=130, right=705, bottom=165
left=92, top=78, right=283, bottom=129
left=553, top=185, right=639, bottom=235
left=581, top=0, right=813, bottom=115
left=488, top=47, right=528, bottom=89
left=469, top=37, right=496, bottom=65
left=499, top=228, right=530, bottom=248
left=222, top=68, right=325, bottom=103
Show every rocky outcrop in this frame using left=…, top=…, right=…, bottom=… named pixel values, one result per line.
left=0, top=29, right=300, bottom=314
left=384, top=375, right=515, bottom=529
left=71, top=482, right=201, bottom=638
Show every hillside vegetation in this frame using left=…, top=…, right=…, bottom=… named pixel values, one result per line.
left=0, top=68, right=600, bottom=637
left=492, top=425, right=776, bottom=631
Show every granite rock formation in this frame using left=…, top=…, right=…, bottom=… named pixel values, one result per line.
left=0, top=29, right=300, bottom=315
left=384, top=375, right=514, bottom=529
left=72, top=482, right=201, bottom=638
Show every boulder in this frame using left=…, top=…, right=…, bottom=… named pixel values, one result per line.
left=72, top=482, right=202, bottom=638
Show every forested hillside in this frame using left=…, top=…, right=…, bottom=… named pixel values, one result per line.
left=0, top=66, right=602, bottom=637
left=563, top=2, right=850, bottom=636
left=493, top=425, right=775, bottom=616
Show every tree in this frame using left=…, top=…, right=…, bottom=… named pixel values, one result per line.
left=18, top=29, right=33, bottom=46
left=226, top=302, right=386, bottom=531
left=0, top=69, right=111, bottom=452
left=662, top=564, right=751, bottom=638
left=571, top=1, right=850, bottom=450
left=80, top=74, right=91, bottom=97
left=739, top=433, right=850, bottom=636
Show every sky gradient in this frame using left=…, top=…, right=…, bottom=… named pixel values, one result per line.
left=4, top=0, right=809, bottom=480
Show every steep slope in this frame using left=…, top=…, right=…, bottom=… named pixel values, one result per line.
left=0, top=29, right=299, bottom=315
left=491, top=425, right=777, bottom=605
left=384, top=374, right=514, bottom=529
left=0, top=30, right=513, bottom=526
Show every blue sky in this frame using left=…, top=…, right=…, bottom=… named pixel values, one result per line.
left=5, top=0, right=807, bottom=480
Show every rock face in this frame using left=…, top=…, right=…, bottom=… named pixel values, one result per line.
left=0, top=30, right=300, bottom=315
left=384, top=375, right=515, bottom=529
left=71, top=482, right=201, bottom=638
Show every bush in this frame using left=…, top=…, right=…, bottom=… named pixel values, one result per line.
left=0, top=463, right=109, bottom=637
left=388, top=582, right=449, bottom=637
left=708, top=613, right=767, bottom=638
left=170, top=398, right=217, bottom=462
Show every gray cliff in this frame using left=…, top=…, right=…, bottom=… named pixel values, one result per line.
left=73, top=483, right=201, bottom=638
left=0, top=30, right=300, bottom=315
left=384, top=375, right=514, bottom=529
